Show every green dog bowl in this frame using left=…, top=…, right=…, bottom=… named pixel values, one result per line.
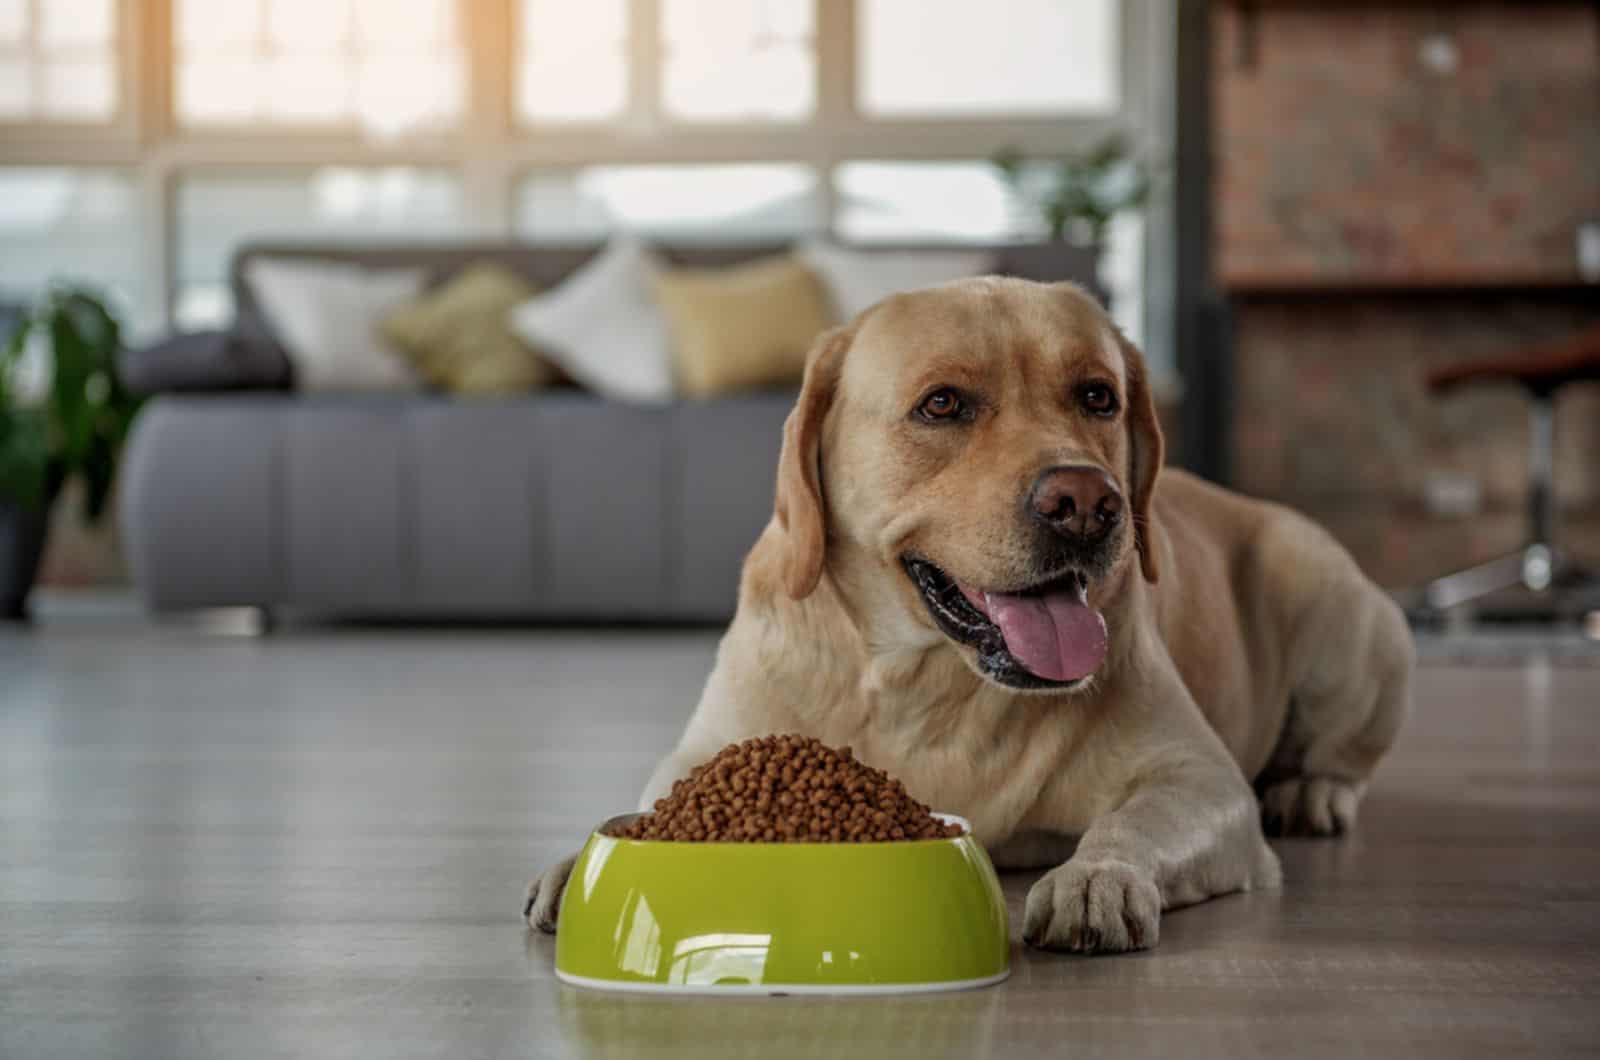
left=554, top=813, right=1009, bottom=996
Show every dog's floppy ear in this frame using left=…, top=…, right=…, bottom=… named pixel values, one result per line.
left=1117, top=331, right=1165, bottom=583
left=774, top=325, right=853, bottom=599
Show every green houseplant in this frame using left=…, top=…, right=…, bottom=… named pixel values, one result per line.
left=992, top=135, right=1152, bottom=247
left=0, top=286, right=141, bottom=619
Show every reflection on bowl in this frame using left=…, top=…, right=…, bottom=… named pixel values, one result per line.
left=556, top=973, right=1006, bottom=1057
left=554, top=813, right=1010, bottom=996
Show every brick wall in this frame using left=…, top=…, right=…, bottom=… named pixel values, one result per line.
left=1214, top=3, right=1600, bottom=590
left=1232, top=296, right=1600, bottom=588
left=1216, top=3, right=1600, bottom=285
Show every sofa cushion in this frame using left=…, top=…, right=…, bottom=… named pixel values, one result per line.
left=381, top=263, right=558, bottom=394
left=667, top=392, right=791, bottom=614
left=654, top=254, right=831, bottom=397
left=509, top=237, right=675, bottom=405
left=120, top=391, right=797, bottom=620
left=245, top=257, right=426, bottom=391
left=117, top=329, right=292, bottom=394
left=798, top=239, right=994, bottom=321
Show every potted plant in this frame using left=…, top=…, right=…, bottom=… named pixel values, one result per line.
left=0, top=287, right=141, bottom=620
left=992, top=134, right=1153, bottom=247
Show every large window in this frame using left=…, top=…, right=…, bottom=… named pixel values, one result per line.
left=175, top=0, right=464, bottom=134
left=661, top=0, right=813, bottom=122
left=517, top=164, right=821, bottom=242
left=0, top=0, right=118, bottom=121
left=175, top=168, right=465, bottom=328
left=0, top=1, right=1170, bottom=371
left=857, top=0, right=1118, bottom=117
left=517, top=0, right=815, bottom=126
left=835, top=159, right=1145, bottom=346
left=0, top=167, right=150, bottom=331
left=835, top=161, right=1027, bottom=244
left=518, top=0, right=627, bottom=125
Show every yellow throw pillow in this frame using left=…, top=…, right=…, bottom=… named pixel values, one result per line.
left=381, top=263, right=556, bottom=394
left=654, top=255, right=832, bottom=398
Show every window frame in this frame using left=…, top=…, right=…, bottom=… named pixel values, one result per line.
left=165, top=0, right=471, bottom=141
left=0, top=0, right=1175, bottom=374
left=0, top=0, right=141, bottom=144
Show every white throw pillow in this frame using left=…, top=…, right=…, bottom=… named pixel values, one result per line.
left=509, top=237, right=674, bottom=405
left=798, top=239, right=995, bottom=322
left=245, top=258, right=426, bottom=392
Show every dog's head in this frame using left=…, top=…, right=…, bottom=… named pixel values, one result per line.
left=774, top=278, right=1164, bottom=693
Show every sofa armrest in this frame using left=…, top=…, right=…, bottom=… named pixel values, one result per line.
left=118, top=330, right=292, bottom=395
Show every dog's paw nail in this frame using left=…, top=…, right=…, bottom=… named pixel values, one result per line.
left=1260, top=777, right=1363, bottom=839
left=1026, top=859, right=1159, bottom=955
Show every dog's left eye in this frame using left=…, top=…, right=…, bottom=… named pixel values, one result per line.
left=1078, top=384, right=1119, bottom=417
left=916, top=388, right=965, bottom=422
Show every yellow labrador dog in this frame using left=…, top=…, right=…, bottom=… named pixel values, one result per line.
left=528, top=278, right=1412, bottom=953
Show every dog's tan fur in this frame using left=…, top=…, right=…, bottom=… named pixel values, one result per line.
left=527, top=278, right=1412, bottom=953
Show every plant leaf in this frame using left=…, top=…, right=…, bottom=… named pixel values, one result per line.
left=2, top=284, right=142, bottom=524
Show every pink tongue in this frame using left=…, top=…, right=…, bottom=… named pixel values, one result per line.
left=961, top=585, right=1107, bottom=682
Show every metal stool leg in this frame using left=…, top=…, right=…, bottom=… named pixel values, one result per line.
left=1526, top=394, right=1555, bottom=564
left=1419, top=396, right=1562, bottom=613
left=1424, top=550, right=1527, bottom=611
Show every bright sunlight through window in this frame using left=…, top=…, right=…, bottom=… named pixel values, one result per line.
left=175, top=0, right=464, bottom=137
left=858, top=0, right=1118, bottom=117
left=0, top=0, right=117, bottom=121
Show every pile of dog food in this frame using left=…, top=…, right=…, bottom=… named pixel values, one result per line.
left=611, top=734, right=964, bottom=843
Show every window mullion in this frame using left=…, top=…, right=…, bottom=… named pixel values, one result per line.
left=24, top=0, right=38, bottom=111
left=137, top=0, right=172, bottom=144
left=138, top=0, right=175, bottom=332
left=140, top=159, right=174, bottom=330
left=814, top=0, right=853, bottom=235
left=463, top=0, right=514, bottom=234
left=466, top=0, right=513, bottom=141
left=816, top=0, right=853, bottom=124
left=629, top=0, right=661, bottom=129
left=1119, top=0, right=1149, bottom=135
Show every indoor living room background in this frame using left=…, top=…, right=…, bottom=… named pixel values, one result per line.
left=1, top=0, right=1162, bottom=611
left=2, top=2, right=1598, bottom=1058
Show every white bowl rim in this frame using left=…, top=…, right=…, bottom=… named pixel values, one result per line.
left=555, top=965, right=1008, bottom=997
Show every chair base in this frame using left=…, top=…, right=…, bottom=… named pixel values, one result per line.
left=1416, top=544, right=1600, bottom=623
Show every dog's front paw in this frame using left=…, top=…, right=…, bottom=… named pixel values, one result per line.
left=1260, top=776, right=1363, bottom=837
left=1023, top=858, right=1161, bottom=954
left=522, top=855, right=577, bottom=933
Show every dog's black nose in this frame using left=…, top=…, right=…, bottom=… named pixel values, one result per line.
left=1029, top=465, right=1123, bottom=542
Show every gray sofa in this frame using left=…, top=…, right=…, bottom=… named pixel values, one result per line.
left=120, top=240, right=1099, bottom=621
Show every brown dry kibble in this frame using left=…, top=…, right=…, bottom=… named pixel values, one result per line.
left=611, top=735, right=965, bottom=843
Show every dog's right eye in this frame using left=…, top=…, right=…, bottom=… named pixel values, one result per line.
left=915, top=388, right=965, bottom=422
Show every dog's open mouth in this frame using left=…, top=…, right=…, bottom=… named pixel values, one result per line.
left=903, top=557, right=1107, bottom=690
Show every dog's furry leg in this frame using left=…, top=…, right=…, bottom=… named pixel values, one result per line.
left=1023, top=755, right=1279, bottom=954
left=1020, top=647, right=1282, bottom=956
left=1260, top=589, right=1413, bottom=838
left=523, top=855, right=576, bottom=932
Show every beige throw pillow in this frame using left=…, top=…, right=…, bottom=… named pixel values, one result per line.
left=382, top=263, right=556, bottom=394
left=654, top=255, right=832, bottom=398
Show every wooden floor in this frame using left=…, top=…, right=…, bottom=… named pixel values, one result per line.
left=2, top=619, right=1598, bottom=1059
